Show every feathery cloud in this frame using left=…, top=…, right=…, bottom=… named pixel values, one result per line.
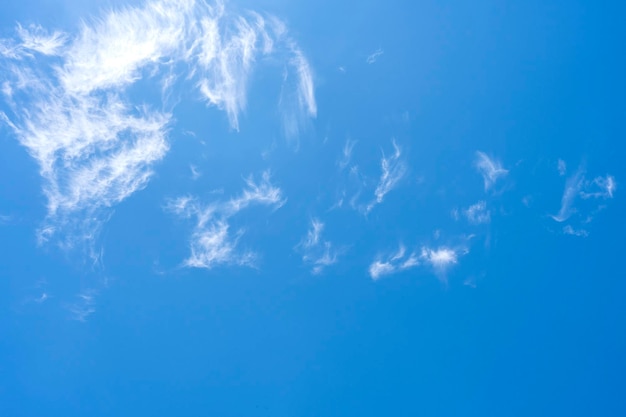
left=367, top=140, right=406, bottom=212
left=580, top=175, right=616, bottom=200
left=68, top=290, right=97, bottom=322
left=338, top=138, right=356, bottom=170
left=475, top=151, right=507, bottom=191
left=552, top=166, right=585, bottom=222
left=369, top=245, right=419, bottom=280
left=464, top=201, right=491, bottom=224
left=0, top=0, right=316, bottom=251
left=369, top=242, right=467, bottom=281
left=297, top=219, right=340, bottom=274
left=366, top=48, right=383, bottom=64
left=551, top=163, right=616, bottom=235
left=168, top=171, right=284, bottom=270
left=563, top=225, right=588, bottom=237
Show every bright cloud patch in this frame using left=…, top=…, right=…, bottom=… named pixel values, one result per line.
left=167, top=171, right=285, bottom=269
left=0, top=0, right=316, bottom=250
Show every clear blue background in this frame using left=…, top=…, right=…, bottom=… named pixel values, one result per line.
left=1, top=0, right=625, bottom=415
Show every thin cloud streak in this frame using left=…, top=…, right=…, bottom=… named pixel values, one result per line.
left=366, top=48, right=383, bottom=64
left=475, top=151, right=508, bottom=191
left=552, top=166, right=585, bottom=222
left=338, top=138, right=356, bottom=170
left=367, top=140, right=406, bottom=212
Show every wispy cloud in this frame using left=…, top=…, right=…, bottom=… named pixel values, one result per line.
left=464, top=201, right=490, bottom=224
left=0, top=23, right=66, bottom=58
left=0, top=0, right=316, bottom=252
left=68, top=289, right=97, bottom=322
left=551, top=164, right=616, bottom=235
left=190, top=164, right=202, bottom=180
left=297, top=219, right=340, bottom=274
left=580, top=175, right=616, bottom=200
left=552, top=166, right=585, bottom=222
left=369, top=245, right=419, bottom=280
left=369, top=242, right=467, bottom=282
left=563, top=225, right=588, bottom=237
left=475, top=151, right=508, bottom=191
left=557, top=159, right=567, bottom=176
left=338, top=138, right=356, bottom=170
left=366, top=48, right=383, bottom=64
left=367, top=140, right=406, bottom=212
left=167, top=171, right=284, bottom=270
left=279, top=44, right=317, bottom=138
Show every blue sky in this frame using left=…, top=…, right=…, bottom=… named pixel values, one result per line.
left=1, top=0, right=625, bottom=415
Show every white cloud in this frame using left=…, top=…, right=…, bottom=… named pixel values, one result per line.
left=0, top=23, right=66, bottom=58
left=338, top=138, right=356, bottom=170
left=68, top=290, right=97, bottom=322
left=190, top=164, right=201, bottom=180
left=475, top=151, right=508, bottom=191
left=168, top=171, right=284, bottom=270
left=278, top=44, right=317, bottom=138
left=420, top=247, right=458, bottom=271
left=563, top=225, right=588, bottom=237
left=580, top=175, right=616, bottom=200
left=552, top=167, right=585, bottom=222
left=552, top=166, right=615, bottom=234
left=0, top=0, right=316, bottom=250
left=297, top=219, right=340, bottom=274
left=369, top=245, right=419, bottom=280
left=227, top=171, right=286, bottom=214
left=366, top=48, right=383, bottom=64
left=17, top=24, right=67, bottom=56
left=369, top=242, right=467, bottom=281
left=557, top=159, right=567, bottom=176
left=464, top=201, right=490, bottom=224
left=60, top=0, right=193, bottom=95
left=367, top=140, right=406, bottom=212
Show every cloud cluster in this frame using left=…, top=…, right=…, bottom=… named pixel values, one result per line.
left=167, top=171, right=285, bottom=269
left=0, top=0, right=316, bottom=250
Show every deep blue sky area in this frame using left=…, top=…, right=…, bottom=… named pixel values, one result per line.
left=1, top=1, right=625, bottom=416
